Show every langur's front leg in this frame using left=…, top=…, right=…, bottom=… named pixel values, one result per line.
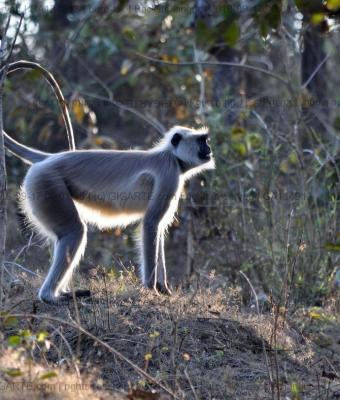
left=141, top=216, right=159, bottom=289
left=155, top=233, right=171, bottom=295
left=141, top=182, right=177, bottom=294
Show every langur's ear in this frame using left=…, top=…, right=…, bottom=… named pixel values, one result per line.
left=171, top=133, right=182, bottom=147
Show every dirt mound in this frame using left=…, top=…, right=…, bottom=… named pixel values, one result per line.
left=1, top=271, right=339, bottom=399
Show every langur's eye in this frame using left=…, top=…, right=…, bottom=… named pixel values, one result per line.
left=171, top=133, right=182, bottom=147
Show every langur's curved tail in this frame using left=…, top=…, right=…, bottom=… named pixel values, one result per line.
left=1, top=60, right=76, bottom=165
left=3, top=130, right=51, bottom=164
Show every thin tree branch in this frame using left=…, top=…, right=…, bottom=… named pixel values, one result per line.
left=302, top=53, right=331, bottom=89
left=5, top=261, right=41, bottom=278
left=193, top=44, right=206, bottom=118
left=135, top=52, right=289, bottom=87
left=184, top=368, right=199, bottom=400
left=74, top=54, right=166, bottom=134
left=80, top=90, right=166, bottom=134
left=4, top=13, right=24, bottom=64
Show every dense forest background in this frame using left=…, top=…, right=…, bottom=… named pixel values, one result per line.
left=0, top=1, right=339, bottom=399
left=2, top=0, right=339, bottom=303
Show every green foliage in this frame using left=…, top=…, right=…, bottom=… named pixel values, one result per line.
left=0, top=312, right=18, bottom=328
left=195, top=20, right=216, bottom=47
left=7, top=335, right=21, bottom=346
left=291, top=382, right=301, bottom=400
left=22, top=69, right=43, bottom=81
left=327, top=0, right=340, bottom=11
left=7, top=328, right=50, bottom=350
left=206, top=93, right=339, bottom=303
left=194, top=0, right=291, bottom=48
left=39, top=371, right=58, bottom=379
left=4, top=368, right=24, bottom=377
left=223, top=21, right=240, bottom=47
left=333, top=115, right=340, bottom=130
left=324, top=242, right=340, bottom=252
left=294, top=0, right=340, bottom=31
left=122, top=26, right=136, bottom=41
left=0, top=320, right=57, bottom=384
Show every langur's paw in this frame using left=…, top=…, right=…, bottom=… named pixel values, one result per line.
left=75, top=289, right=92, bottom=298
left=39, top=290, right=91, bottom=305
left=61, top=289, right=92, bottom=300
left=155, top=282, right=172, bottom=295
left=39, top=293, right=70, bottom=306
left=144, top=282, right=171, bottom=296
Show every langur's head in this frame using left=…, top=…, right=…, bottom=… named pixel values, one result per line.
left=167, top=126, right=215, bottom=172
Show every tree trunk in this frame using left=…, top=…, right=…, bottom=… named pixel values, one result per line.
left=0, top=66, right=7, bottom=306
left=301, top=21, right=328, bottom=141
left=212, top=46, right=240, bottom=125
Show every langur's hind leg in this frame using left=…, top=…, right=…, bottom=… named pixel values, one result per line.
left=26, top=175, right=89, bottom=305
left=38, top=224, right=88, bottom=304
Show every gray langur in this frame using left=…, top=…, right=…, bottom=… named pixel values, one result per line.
left=3, top=126, right=214, bottom=304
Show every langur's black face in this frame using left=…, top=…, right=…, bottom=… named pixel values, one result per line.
left=170, top=129, right=214, bottom=170
left=197, top=134, right=211, bottom=161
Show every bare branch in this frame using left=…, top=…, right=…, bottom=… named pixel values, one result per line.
left=74, top=55, right=166, bottom=134
left=302, top=53, right=331, bottom=89
left=5, top=261, right=41, bottom=278
left=4, top=13, right=24, bottom=64
left=193, top=44, right=206, bottom=118
left=80, top=90, right=166, bottom=134
left=135, top=52, right=289, bottom=87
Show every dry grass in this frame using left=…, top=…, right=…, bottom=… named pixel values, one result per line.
left=0, top=268, right=339, bottom=400
left=0, top=348, right=120, bottom=400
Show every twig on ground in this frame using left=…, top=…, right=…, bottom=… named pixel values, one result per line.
left=2, top=312, right=178, bottom=398
left=45, top=321, right=81, bottom=379
left=184, top=368, right=199, bottom=400
left=240, top=271, right=274, bottom=399
left=5, top=261, right=41, bottom=277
